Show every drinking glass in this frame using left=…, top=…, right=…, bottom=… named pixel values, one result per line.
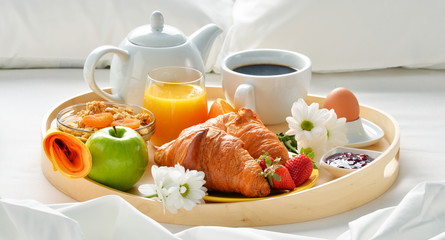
left=143, top=66, right=208, bottom=147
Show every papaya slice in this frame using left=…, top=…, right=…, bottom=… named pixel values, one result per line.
left=43, top=129, right=92, bottom=178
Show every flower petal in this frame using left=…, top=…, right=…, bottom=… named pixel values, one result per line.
left=138, top=184, right=157, bottom=196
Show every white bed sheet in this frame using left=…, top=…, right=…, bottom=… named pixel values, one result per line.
left=3, top=1, right=445, bottom=73
left=0, top=67, right=444, bottom=239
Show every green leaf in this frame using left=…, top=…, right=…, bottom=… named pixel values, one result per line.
left=265, top=157, right=272, bottom=167
left=145, top=194, right=158, bottom=199
left=277, top=133, right=298, bottom=154
left=307, top=151, right=314, bottom=159
left=267, top=175, right=273, bottom=186
left=298, top=148, right=318, bottom=169
left=273, top=157, right=280, bottom=165
left=272, top=173, right=281, bottom=181
left=300, top=147, right=314, bottom=158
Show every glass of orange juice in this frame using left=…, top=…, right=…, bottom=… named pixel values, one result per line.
left=143, top=66, right=208, bottom=147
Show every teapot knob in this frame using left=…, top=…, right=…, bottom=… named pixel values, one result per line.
left=150, top=11, right=164, bottom=32
left=128, top=10, right=187, bottom=47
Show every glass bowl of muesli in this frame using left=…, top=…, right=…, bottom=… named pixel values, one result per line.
left=57, top=101, right=155, bottom=142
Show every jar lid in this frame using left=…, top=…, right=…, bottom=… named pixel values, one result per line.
left=127, top=11, right=187, bottom=47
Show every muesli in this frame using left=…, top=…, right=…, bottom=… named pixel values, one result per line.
left=59, top=101, right=153, bottom=141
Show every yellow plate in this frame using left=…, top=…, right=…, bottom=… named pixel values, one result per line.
left=203, top=169, right=319, bottom=203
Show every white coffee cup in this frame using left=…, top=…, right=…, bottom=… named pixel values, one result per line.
left=221, top=49, right=311, bottom=125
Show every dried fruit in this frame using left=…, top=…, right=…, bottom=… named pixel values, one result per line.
left=83, top=113, right=114, bottom=128
left=111, top=118, right=141, bottom=129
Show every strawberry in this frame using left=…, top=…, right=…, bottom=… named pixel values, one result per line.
left=257, top=153, right=293, bottom=190
left=270, top=165, right=296, bottom=190
left=261, top=164, right=295, bottom=190
left=256, top=153, right=279, bottom=171
left=285, top=154, right=313, bottom=186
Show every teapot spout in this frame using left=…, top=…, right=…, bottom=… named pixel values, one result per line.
left=189, top=24, right=222, bottom=65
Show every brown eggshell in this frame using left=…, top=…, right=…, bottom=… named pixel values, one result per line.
left=323, top=87, right=360, bottom=122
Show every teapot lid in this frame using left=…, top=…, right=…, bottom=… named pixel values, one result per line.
left=127, top=11, right=187, bottom=47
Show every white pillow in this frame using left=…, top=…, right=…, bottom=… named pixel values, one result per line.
left=0, top=0, right=233, bottom=71
left=215, top=0, right=445, bottom=73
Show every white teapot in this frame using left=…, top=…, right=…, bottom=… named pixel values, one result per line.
left=83, top=11, right=222, bottom=106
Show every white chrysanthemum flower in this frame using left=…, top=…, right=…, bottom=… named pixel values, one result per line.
left=139, top=165, right=175, bottom=213
left=298, top=133, right=329, bottom=165
left=138, top=164, right=206, bottom=214
left=164, top=164, right=207, bottom=214
left=324, top=109, right=348, bottom=148
left=286, top=98, right=330, bottom=142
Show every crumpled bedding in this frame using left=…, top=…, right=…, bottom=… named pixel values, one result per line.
left=1, top=181, right=444, bottom=240
left=0, top=67, right=444, bottom=239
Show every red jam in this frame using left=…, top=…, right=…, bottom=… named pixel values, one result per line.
left=325, top=152, right=374, bottom=169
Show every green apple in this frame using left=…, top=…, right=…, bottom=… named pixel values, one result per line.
left=86, top=126, right=148, bottom=191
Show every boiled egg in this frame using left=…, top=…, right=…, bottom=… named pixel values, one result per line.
left=323, top=87, right=359, bottom=122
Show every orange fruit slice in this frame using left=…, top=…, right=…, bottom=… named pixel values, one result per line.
left=208, top=98, right=236, bottom=118
left=83, top=113, right=114, bottom=128
left=111, top=119, right=141, bottom=129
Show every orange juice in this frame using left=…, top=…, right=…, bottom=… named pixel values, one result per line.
left=143, top=83, right=208, bottom=146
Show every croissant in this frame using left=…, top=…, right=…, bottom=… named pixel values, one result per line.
left=204, top=108, right=289, bottom=163
left=154, top=126, right=270, bottom=197
left=154, top=108, right=289, bottom=197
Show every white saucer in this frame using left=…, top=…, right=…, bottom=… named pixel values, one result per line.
left=345, top=117, right=384, bottom=148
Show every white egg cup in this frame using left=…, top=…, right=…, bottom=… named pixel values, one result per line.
left=345, top=117, right=384, bottom=148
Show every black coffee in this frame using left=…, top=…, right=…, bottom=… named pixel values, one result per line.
left=233, top=64, right=297, bottom=76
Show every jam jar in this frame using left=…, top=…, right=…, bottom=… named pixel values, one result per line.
left=325, top=152, right=374, bottom=169
left=320, top=147, right=382, bottom=178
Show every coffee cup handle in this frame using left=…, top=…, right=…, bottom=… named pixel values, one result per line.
left=83, top=45, right=129, bottom=102
left=234, top=83, right=256, bottom=112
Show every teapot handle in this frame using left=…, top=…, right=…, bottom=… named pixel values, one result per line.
left=83, top=45, right=129, bottom=102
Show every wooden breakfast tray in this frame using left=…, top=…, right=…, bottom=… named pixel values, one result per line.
left=41, top=86, right=400, bottom=227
